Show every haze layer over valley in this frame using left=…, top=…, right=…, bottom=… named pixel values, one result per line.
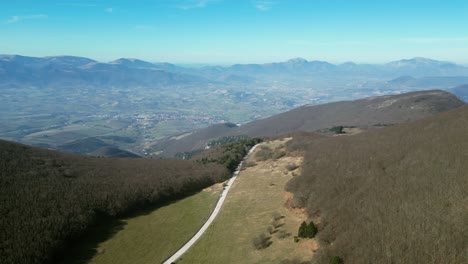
left=1, top=55, right=468, bottom=157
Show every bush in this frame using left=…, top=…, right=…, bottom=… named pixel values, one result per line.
left=255, top=148, right=273, bottom=161
left=281, top=258, right=312, bottom=264
left=244, top=161, right=257, bottom=168
left=298, top=221, right=317, bottom=238
left=195, top=138, right=262, bottom=172
left=277, top=230, right=291, bottom=239
left=272, top=218, right=284, bottom=229
left=273, top=151, right=286, bottom=159
left=267, top=226, right=275, bottom=234
left=252, top=233, right=272, bottom=250
left=271, top=211, right=284, bottom=221
left=330, top=126, right=344, bottom=134
left=330, top=256, right=344, bottom=264
left=286, top=163, right=299, bottom=171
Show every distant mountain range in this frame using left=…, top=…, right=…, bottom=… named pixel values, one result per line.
left=211, top=57, right=468, bottom=78
left=0, top=55, right=206, bottom=88
left=449, top=84, right=468, bottom=101
left=2, top=54, right=468, bottom=157
left=2, top=55, right=468, bottom=89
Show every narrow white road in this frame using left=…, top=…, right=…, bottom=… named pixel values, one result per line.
left=162, top=144, right=258, bottom=264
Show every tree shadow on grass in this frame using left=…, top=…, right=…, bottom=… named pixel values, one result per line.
left=57, top=191, right=201, bottom=264
left=58, top=216, right=126, bottom=264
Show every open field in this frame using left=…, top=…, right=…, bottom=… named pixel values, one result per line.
left=178, top=138, right=316, bottom=264
left=87, top=188, right=222, bottom=264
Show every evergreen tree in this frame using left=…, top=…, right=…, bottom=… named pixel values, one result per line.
left=298, top=220, right=318, bottom=238
left=330, top=256, right=344, bottom=264
left=307, top=220, right=318, bottom=238
left=298, top=221, right=308, bottom=238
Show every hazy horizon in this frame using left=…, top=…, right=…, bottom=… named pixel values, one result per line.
left=2, top=53, right=467, bottom=67
left=1, top=0, right=468, bottom=64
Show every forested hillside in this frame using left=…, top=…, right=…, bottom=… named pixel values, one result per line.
left=0, top=140, right=230, bottom=264
left=286, top=106, right=468, bottom=263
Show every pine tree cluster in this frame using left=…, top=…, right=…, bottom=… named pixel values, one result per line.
left=298, top=220, right=317, bottom=238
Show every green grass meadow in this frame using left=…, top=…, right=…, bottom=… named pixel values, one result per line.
left=87, top=190, right=219, bottom=264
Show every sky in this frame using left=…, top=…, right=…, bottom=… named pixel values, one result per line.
left=1, top=0, right=468, bottom=64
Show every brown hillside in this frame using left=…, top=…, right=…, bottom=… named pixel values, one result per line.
left=286, top=105, right=468, bottom=264
left=151, top=122, right=238, bottom=157
left=450, top=84, right=468, bottom=101
left=152, top=90, right=464, bottom=156
left=0, top=140, right=229, bottom=264
left=236, top=90, right=463, bottom=136
left=90, top=146, right=141, bottom=158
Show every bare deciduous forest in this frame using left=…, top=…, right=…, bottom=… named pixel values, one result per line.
left=286, top=106, right=468, bottom=263
left=0, top=140, right=236, bottom=264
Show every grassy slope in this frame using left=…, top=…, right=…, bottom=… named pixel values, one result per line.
left=179, top=139, right=315, bottom=264
left=88, top=190, right=220, bottom=264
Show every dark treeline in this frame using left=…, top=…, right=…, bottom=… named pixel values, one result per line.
left=285, top=106, right=468, bottom=263
left=0, top=140, right=230, bottom=264
left=174, top=136, right=259, bottom=161
left=193, top=137, right=262, bottom=172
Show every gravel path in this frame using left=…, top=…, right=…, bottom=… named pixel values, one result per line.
left=162, top=144, right=258, bottom=264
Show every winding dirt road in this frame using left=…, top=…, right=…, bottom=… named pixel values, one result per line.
left=162, top=144, right=258, bottom=264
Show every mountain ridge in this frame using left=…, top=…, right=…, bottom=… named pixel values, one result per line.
left=2, top=54, right=468, bottom=76
left=150, top=90, right=465, bottom=156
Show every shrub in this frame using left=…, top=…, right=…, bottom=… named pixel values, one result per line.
left=298, top=221, right=308, bottom=238
left=273, top=151, right=286, bottom=159
left=308, top=221, right=318, bottom=238
left=255, top=148, right=273, bottom=161
left=272, top=218, right=284, bottom=229
left=298, top=221, right=317, bottom=238
left=267, top=226, right=275, bottom=234
left=330, top=126, right=344, bottom=134
left=277, top=230, right=291, bottom=239
left=271, top=211, right=284, bottom=221
left=252, top=233, right=272, bottom=250
left=286, top=163, right=299, bottom=171
left=330, top=256, right=344, bottom=264
left=244, top=161, right=257, bottom=168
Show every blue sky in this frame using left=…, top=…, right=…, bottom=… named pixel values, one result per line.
left=1, top=0, right=468, bottom=64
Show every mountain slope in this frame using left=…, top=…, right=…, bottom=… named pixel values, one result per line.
left=286, top=105, right=468, bottom=263
left=151, top=90, right=464, bottom=156
left=90, top=146, right=141, bottom=158
left=384, top=57, right=467, bottom=76
left=0, top=140, right=229, bottom=264
left=58, top=137, right=111, bottom=154
left=449, top=84, right=468, bottom=102
left=110, top=58, right=158, bottom=69
left=0, top=55, right=206, bottom=88
left=195, top=57, right=468, bottom=78
left=235, top=90, right=463, bottom=136
left=152, top=123, right=239, bottom=157
left=3, top=55, right=468, bottom=89
left=386, top=75, right=468, bottom=89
